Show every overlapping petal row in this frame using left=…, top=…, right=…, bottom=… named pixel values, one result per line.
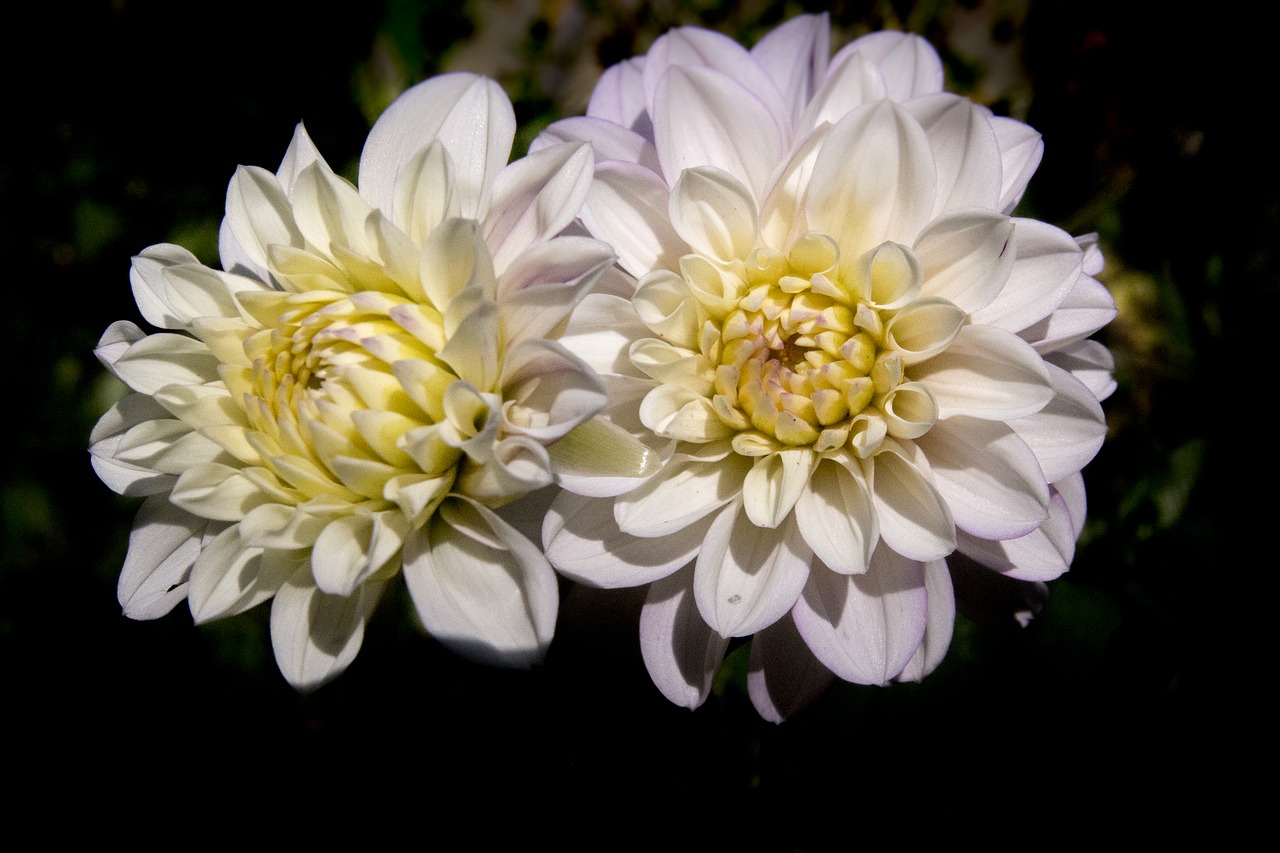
left=91, top=73, right=638, bottom=689
left=538, top=16, right=1116, bottom=720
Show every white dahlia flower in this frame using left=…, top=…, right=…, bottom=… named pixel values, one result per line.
left=90, top=73, right=636, bottom=689
left=537, top=16, right=1117, bottom=720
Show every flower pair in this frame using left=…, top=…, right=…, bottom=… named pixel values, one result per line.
left=92, top=14, right=1114, bottom=718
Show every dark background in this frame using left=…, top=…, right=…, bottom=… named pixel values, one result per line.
left=2, top=0, right=1267, bottom=837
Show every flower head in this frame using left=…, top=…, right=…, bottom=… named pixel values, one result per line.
left=538, top=17, right=1116, bottom=719
left=91, top=73, right=626, bottom=689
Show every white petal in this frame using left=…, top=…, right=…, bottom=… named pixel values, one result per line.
left=917, top=416, right=1049, bottom=540
left=795, top=457, right=878, bottom=574
left=1023, top=274, right=1118, bottom=354
left=546, top=415, right=663, bottom=496
left=1010, top=363, right=1107, bottom=483
left=311, top=510, right=408, bottom=597
left=895, top=558, right=954, bottom=682
left=587, top=56, right=650, bottom=135
left=130, top=244, right=202, bottom=330
left=532, top=116, right=662, bottom=173
left=808, top=100, right=937, bottom=262
left=639, top=565, right=729, bottom=709
left=747, top=612, right=835, bottom=723
left=290, top=161, right=376, bottom=260
left=971, top=218, right=1083, bottom=334
left=500, top=339, right=607, bottom=442
left=117, top=495, right=205, bottom=620
left=742, top=448, right=814, bottom=529
left=668, top=166, right=759, bottom=264
left=558, top=293, right=650, bottom=378
left=913, top=324, right=1053, bottom=420
left=653, top=65, right=784, bottom=203
left=797, top=52, right=886, bottom=134
left=694, top=500, right=812, bottom=638
left=402, top=497, right=558, bottom=668
left=991, top=116, right=1043, bottom=214
left=94, top=320, right=146, bottom=370
left=544, top=491, right=707, bottom=588
left=111, top=333, right=221, bottom=395
left=581, top=160, right=686, bottom=280
left=643, top=27, right=789, bottom=132
left=956, top=485, right=1076, bottom=581
left=391, top=139, right=458, bottom=245
left=792, top=548, right=928, bottom=684
left=270, top=565, right=385, bottom=691
left=870, top=441, right=955, bottom=561
left=485, top=141, right=594, bottom=272
left=614, top=450, right=749, bottom=537
left=832, top=31, right=944, bottom=101
left=914, top=209, right=1015, bottom=314
left=359, top=73, right=515, bottom=221
left=223, top=165, right=304, bottom=274
left=1045, top=339, right=1117, bottom=402
left=750, top=13, right=830, bottom=126
left=906, top=94, right=1002, bottom=215
left=495, top=236, right=614, bottom=344
left=188, top=524, right=296, bottom=623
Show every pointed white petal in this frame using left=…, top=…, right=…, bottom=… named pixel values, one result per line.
left=895, top=558, right=954, bottom=682
left=914, top=209, right=1015, bottom=314
left=694, top=501, right=812, bottom=638
left=270, top=565, right=384, bottom=691
left=1045, top=339, right=1117, bottom=402
left=742, top=448, right=814, bottom=529
left=1023, top=274, right=1118, bottom=353
left=797, top=53, right=886, bottom=134
left=871, top=441, right=955, bottom=561
left=587, top=56, right=650, bottom=135
left=130, top=244, right=202, bottom=330
left=402, top=497, right=558, bottom=667
left=750, top=13, right=830, bottom=126
left=643, top=27, right=789, bottom=131
left=500, top=339, right=607, bottom=442
left=485, top=141, right=594, bottom=272
left=991, top=116, right=1043, bottom=214
left=532, top=116, right=662, bottom=173
left=795, top=457, right=878, bottom=575
left=496, top=236, right=614, bottom=344
left=971, top=218, right=1083, bottom=333
left=747, top=613, right=835, bottom=723
left=808, top=100, right=936, bottom=261
left=668, top=166, right=759, bottom=264
left=188, top=524, right=297, bottom=623
left=1010, top=363, right=1107, bottom=483
left=792, top=548, right=928, bottom=684
left=94, top=321, right=146, bottom=371
left=917, top=416, right=1050, bottom=540
left=906, top=93, right=1002, bottom=215
left=614, top=450, right=749, bottom=537
left=640, top=565, right=729, bottom=709
left=653, top=65, right=784, bottom=203
left=359, top=73, right=515, bottom=221
left=581, top=160, right=686, bottom=280
left=544, top=491, right=706, bottom=587
left=117, top=495, right=205, bottom=620
left=111, top=334, right=221, bottom=395
left=832, top=31, right=944, bottom=101
left=224, top=165, right=304, bottom=273
left=913, top=324, right=1053, bottom=420
left=956, top=484, right=1076, bottom=581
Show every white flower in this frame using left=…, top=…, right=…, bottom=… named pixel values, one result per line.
left=537, top=16, right=1116, bottom=720
left=90, top=73, right=636, bottom=690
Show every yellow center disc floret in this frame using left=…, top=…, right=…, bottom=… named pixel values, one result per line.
left=633, top=231, right=954, bottom=461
